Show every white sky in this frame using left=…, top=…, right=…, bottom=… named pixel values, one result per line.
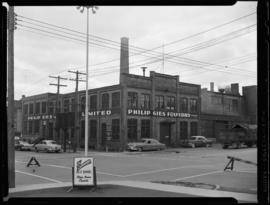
left=10, top=2, right=257, bottom=100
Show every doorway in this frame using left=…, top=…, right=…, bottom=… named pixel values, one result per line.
left=160, top=122, right=171, bottom=146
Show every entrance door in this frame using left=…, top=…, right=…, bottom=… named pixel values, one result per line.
left=101, top=123, right=107, bottom=146
left=160, top=122, right=171, bottom=146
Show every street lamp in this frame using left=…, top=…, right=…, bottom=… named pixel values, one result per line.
left=77, top=5, right=98, bottom=157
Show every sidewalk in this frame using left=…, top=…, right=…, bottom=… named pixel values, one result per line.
left=7, top=180, right=257, bottom=203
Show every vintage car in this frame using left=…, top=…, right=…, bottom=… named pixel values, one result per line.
left=34, top=140, right=62, bottom=153
left=17, top=141, right=35, bottom=151
left=180, top=136, right=213, bottom=148
left=126, top=138, right=166, bottom=152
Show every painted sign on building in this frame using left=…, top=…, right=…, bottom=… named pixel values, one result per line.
left=82, top=110, right=112, bottom=117
left=127, top=109, right=197, bottom=118
left=73, top=157, right=94, bottom=186
left=27, top=115, right=56, bottom=120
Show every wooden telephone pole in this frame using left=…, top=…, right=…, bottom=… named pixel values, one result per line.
left=49, top=75, right=67, bottom=144
left=68, top=70, right=86, bottom=152
left=7, top=5, right=16, bottom=188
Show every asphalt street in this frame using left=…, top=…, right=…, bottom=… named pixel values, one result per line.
left=13, top=145, right=257, bottom=196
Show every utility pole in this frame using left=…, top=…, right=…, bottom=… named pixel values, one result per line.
left=68, top=70, right=86, bottom=152
left=7, top=5, right=16, bottom=188
left=49, top=75, right=67, bottom=147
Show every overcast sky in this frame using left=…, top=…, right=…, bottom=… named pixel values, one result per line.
left=9, top=2, right=257, bottom=100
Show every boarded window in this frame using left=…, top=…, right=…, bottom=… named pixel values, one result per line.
left=23, top=104, right=28, bottom=115
left=166, top=96, right=175, bottom=110
left=29, top=103, right=34, bottom=114
left=35, top=102, right=40, bottom=114
left=128, top=119, right=137, bottom=141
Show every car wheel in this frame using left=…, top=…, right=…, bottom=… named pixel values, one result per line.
left=35, top=148, right=39, bottom=152
left=191, top=143, right=195, bottom=148
left=137, top=147, right=143, bottom=152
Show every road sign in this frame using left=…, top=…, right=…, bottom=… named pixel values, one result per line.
left=73, top=157, right=94, bottom=186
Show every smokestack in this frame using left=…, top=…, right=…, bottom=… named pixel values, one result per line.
left=120, top=37, right=129, bottom=84
left=210, top=82, right=214, bottom=92
left=231, top=83, right=239, bottom=95
left=141, top=67, right=147, bottom=77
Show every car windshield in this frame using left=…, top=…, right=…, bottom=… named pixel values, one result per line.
left=190, top=137, right=196, bottom=140
left=140, top=139, right=147, bottom=143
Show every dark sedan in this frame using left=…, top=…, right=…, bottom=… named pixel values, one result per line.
left=126, top=138, right=166, bottom=152
left=180, top=136, right=213, bottom=148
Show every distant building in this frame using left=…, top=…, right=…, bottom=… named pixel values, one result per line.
left=200, top=82, right=256, bottom=141
left=242, top=85, right=257, bottom=124
left=14, top=99, right=22, bottom=136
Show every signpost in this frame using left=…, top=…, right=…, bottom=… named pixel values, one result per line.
left=68, top=157, right=97, bottom=192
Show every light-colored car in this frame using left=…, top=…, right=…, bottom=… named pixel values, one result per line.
left=18, top=141, right=35, bottom=151
left=180, top=136, right=213, bottom=148
left=126, top=138, right=166, bottom=152
left=34, top=140, right=62, bottom=153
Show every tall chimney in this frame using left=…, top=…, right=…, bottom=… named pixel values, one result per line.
left=231, top=83, right=239, bottom=95
left=210, top=82, right=214, bottom=92
left=120, top=37, right=129, bottom=84
left=141, top=67, right=147, bottom=77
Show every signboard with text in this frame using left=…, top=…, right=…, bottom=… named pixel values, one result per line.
left=127, top=109, right=198, bottom=118
left=73, top=157, right=94, bottom=186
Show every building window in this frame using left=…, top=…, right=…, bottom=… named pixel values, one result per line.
left=48, top=101, right=54, bottom=114
left=34, top=120, right=40, bottom=133
left=71, top=98, right=75, bottom=112
left=141, top=119, right=150, bottom=138
left=29, top=121, right=33, bottom=134
left=128, top=92, right=138, bottom=108
left=180, top=121, right=188, bottom=139
left=232, top=99, right=238, bottom=112
left=166, top=96, right=175, bottom=110
left=190, top=122, right=198, bottom=136
left=180, top=98, right=188, bottom=112
left=29, top=103, right=34, bottom=115
left=80, top=96, right=85, bottom=112
left=102, top=93, right=109, bottom=109
left=112, top=119, right=120, bottom=140
left=90, top=95, right=97, bottom=110
left=23, top=104, right=28, bottom=115
left=35, top=102, right=40, bottom=114
left=155, top=95, right=165, bottom=109
left=211, top=96, right=222, bottom=104
left=128, top=119, right=137, bottom=141
left=190, top=99, right=198, bottom=114
left=89, top=120, right=97, bottom=139
left=112, top=92, right=120, bottom=108
left=141, top=94, right=150, bottom=109
left=41, top=102, right=47, bottom=114
left=23, top=121, right=27, bottom=134
left=64, top=99, right=69, bottom=113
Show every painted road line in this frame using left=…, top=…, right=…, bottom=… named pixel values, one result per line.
left=16, top=170, right=63, bottom=183
left=123, top=165, right=217, bottom=177
left=173, top=170, right=223, bottom=181
left=16, top=160, right=125, bottom=178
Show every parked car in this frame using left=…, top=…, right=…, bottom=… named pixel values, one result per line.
left=15, top=140, right=23, bottom=150
left=34, top=140, right=62, bottom=153
left=17, top=141, right=35, bottom=151
left=126, top=138, right=166, bottom=152
left=180, top=136, right=213, bottom=148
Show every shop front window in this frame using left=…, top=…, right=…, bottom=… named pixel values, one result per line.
left=128, top=119, right=137, bottom=141
left=89, top=120, right=97, bottom=139
left=190, top=122, right=198, bottom=136
left=180, top=121, right=188, bottom=139
left=112, top=119, right=120, bottom=140
left=34, top=120, right=40, bottom=133
left=141, top=119, right=150, bottom=138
